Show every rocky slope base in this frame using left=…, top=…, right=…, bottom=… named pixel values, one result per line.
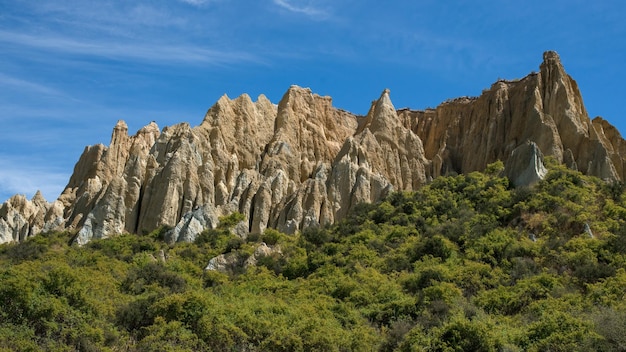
left=1, top=51, right=624, bottom=244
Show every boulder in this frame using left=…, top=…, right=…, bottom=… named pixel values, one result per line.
left=204, top=242, right=282, bottom=273
left=504, top=141, right=548, bottom=187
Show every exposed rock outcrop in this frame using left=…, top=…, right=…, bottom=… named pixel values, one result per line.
left=504, top=141, right=548, bottom=187
left=1, top=51, right=625, bottom=245
left=204, top=242, right=282, bottom=273
left=402, top=51, right=625, bottom=180
left=0, top=192, right=49, bottom=243
left=164, top=204, right=220, bottom=244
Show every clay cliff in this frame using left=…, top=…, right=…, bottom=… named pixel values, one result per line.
left=1, top=51, right=624, bottom=245
left=400, top=51, right=625, bottom=179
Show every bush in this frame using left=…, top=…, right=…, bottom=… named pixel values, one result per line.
left=122, top=262, right=187, bottom=294
left=412, top=235, right=457, bottom=261
left=260, top=228, right=284, bottom=246
left=2, top=162, right=626, bottom=351
left=431, top=317, right=498, bottom=352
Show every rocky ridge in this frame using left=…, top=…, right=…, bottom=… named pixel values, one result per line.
left=1, top=51, right=624, bottom=245
left=399, top=51, right=624, bottom=180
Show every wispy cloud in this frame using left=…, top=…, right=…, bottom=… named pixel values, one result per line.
left=0, top=73, right=67, bottom=97
left=0, top=30, right=262, bottom=66
left=178, top=0, right=214, bottom=6
left=31, top=2, right=190, bottom=33
left=272, top=0, right=329, bottom=19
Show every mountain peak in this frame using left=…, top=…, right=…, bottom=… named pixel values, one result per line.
left=1, top=52, right=625, bottom=245
left=371, top=88, right=397, bottom=129
left=542, top=50, right=562, bottom=65
left=540, top=50, right=567, bottom=82
left=357, top=88, right=398, bottom=136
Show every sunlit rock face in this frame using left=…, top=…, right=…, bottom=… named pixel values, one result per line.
left=1, top=51, right=625, bottom=245
left=401, top=51, right=623, bottom=181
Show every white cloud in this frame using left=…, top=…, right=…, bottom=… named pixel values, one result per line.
left=178, top=0, right=212, bottom=6
left=272, top=0, right=329, bottom=19
left=0, top=73, right=66, bottom=97
left=0, top=31, right=262, bottom=66
left=34, top=1, right=189, bottom=32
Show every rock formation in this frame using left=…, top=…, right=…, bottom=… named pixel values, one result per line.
left=205, top=242, right=282, bottom=273
left=504, top=141, right=548, bottom=187
left=400, top=51, right=625, bottom=180
left=1, top=51, right=625, bottom=245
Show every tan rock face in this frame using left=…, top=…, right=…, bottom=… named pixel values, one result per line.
left=0, top=192, right=50, bottom=243
left=59, top=87, right=364, bottom=243
left=406, top=51, right=624, bottom=181
left=1, top=51, right=625, bottom=245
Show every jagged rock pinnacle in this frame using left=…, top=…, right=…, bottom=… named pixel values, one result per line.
left=1, top=52, right=626, bottom=245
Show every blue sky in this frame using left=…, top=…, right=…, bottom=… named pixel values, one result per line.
left=1, top=0, right=625, bottom=202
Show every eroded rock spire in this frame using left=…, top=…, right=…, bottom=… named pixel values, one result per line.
left=1, top=52, right=625, bottom=245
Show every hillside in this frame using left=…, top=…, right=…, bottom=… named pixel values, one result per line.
left=1, top=51, right=626, bottom=246
left=1, top=162, right=626, bottom=351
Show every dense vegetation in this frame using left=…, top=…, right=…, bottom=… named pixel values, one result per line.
left=2, top=160, right=626, bottom=351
